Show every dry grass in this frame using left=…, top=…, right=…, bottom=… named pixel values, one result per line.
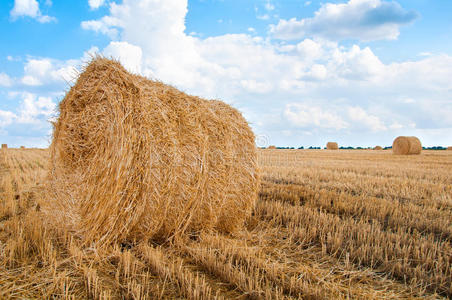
left=47, top=58, right=258, bottom=247
left=1, top=148, right=451, bottom=299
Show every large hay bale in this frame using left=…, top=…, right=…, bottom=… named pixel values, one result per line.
left=1, top=144, right=7, bottom=149
left=326, top=142, right=338, bottom=150
left=373, top=146, right=383, bottom=150
left=392, top=136, right=422, bottom=155
left=48, top=58, right=259, bottom=246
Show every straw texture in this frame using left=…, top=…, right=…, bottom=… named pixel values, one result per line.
left=47, top=58, right=259, bottom=246
left=392, top=136, right=422, bottom=155
left=326, top=142, right=338, bottom=150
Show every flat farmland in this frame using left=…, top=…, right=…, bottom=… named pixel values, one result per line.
left=1, top=148, right=451, bottom=299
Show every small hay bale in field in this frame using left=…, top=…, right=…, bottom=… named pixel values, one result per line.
left=373, top=146, right=383, bottom=150
left=326, top=142, right=338, bottom=150
left=267, top=145, right=276, bottom=149
left=392, top=136, right=422, bottom=155
left=447, top=146, right=452, bottom=150
left=48, top=58, right=259, bottom=246
left=1, top=144, right=7, bottom=149
left=20, top=146, right=25, bottom=149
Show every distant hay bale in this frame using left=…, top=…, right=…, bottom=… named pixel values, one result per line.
left=267, top=145, right=276, bottom=149
left=326, top=142, right=338, bottom=150
left=373, top=146, right=383, bottom=150
left=392, top=136, right=422, bottom=155
left=1, top=144, right=7, bottom=149
left=20, top=146, right=25, bottom=149
left=47, top=58, right=259, bottom=246
left=447, top=146, right=452, bottom=151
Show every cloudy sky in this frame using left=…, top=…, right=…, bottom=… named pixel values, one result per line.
left=0, top=0, right=451, bottom=148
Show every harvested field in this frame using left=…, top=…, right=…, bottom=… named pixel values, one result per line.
left=1, top=148, right=451, bottom=299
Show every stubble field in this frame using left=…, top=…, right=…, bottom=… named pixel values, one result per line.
left=1, top=148, right=451, bottom=299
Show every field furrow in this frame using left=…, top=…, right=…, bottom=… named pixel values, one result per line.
left=1, top=148, right=451, bottom=299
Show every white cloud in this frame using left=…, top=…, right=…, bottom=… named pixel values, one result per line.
left=0, top=93, right=56, bottom=132
left=285, top=104, right=349, bottom=129
left=10, top=0, right=39, bottom=18
left=303, top=64, right=328, bottom=80
left=295, top=38, right=324, bottom=61
left=0, top=110, right=17, bottom=128
left=240, top=79, right=273, bottom=94
left=270, top=0, right=418, bottom=41
left=265, top=1, right=275, bottom=11
left=81, top=17, right=121, bottom=39
left=36, top=15, right=56, bottom=23
left=0, top=73, right=13, bottom=87
left=17, top=93, right=56, bottom=124
left=348, top=106, right=387, bottom=131
left=331, top=45, right=384, bottom=80
left=418, top=52, right=433, bottom=57
left=21, top=58, right=77, bottom=86
left=10, top=0, right=56, bottom=23
left=389, top=122, right=403, bottom=130
left=88, top=0, right=105, bottom=10
left=257, top=14, right=270, bottom=21
left=1, top=0, right=449, bottom=147
left=103, top=41, right=143, bottom=74
left=6, top=0, right=429, bottom=147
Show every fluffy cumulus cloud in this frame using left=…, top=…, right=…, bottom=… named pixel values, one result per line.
left=88, top=0, right=106, bottom=10
left=3, top=0, right=451, bottom=147
left=21, top=58, right=78, bottom=86
left=16, top=93, right=56, bottom=124
left=0, top=92, right=56, bottom=144
left=285, top=104, right=349, bottom=130
left=103, top=41, right=143, bottom=73
left=270, top=0, right=417, bottom=41
left=0, top=73, right=13, bottom=87
left=347, top=106, right=387, bottom=131
left=75, top=0, right=452, bottom=146
left=10, top=0, right=56, bottom=23
left=0, top=110, right=16, bottom=128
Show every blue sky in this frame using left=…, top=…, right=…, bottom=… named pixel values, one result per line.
left=0, top=0, right=451, bottom=148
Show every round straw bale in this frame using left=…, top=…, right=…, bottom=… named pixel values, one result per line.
left=1, top=144, right=7, bottom=149
left=326, top=142, right=338, bottom=150
left=48, top=58, right=259, bottom=246
left=373, top=146, right=382, bottom=150
left=392, top=136, right=422, bottom=155
left=267, top=145, right=276, bottom=149
left=447, top=146, right=452, bottom=150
